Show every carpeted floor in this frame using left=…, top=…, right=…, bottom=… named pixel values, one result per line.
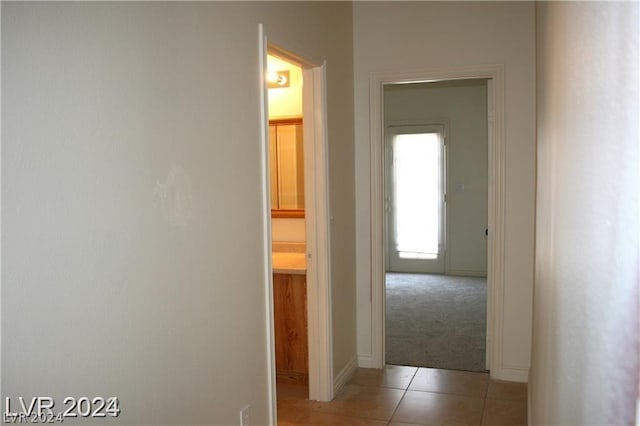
left=385, top=273, right=487, bottom=372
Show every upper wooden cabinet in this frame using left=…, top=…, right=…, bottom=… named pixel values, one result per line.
left=270, top=118, right=304, bottom=218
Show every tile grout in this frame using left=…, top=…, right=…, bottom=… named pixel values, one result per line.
left=386, top=388, right=406, bottom=426
left=478, top=380, right=489, bottom=426
left=386, top=366, right=418, bottom=425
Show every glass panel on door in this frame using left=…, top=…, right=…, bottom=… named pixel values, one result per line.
left=387, top=126, right=445, bottom=273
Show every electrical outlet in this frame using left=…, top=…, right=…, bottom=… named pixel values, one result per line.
left=240, top=405, right=250, bottom=426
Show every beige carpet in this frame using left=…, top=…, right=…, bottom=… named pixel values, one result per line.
left=385, top=273, right=487, bottom=372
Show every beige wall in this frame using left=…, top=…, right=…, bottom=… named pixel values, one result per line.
left=531, top=2, right=639, bottom=424
left=2, top=2, right=355, bottom=424
left=353, top=1, right=536, bottom=378
left=267, top=54, right=303, bottom=119
left=384, top=80, right=488, bottom=276
left=272, top=218, right=306, bottom=243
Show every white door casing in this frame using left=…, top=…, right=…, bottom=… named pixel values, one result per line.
left=301, top=63, right=333, bottom=403
left=368, top=65, right=506, bottom=379
left=260, top=31, right=334, bottom=421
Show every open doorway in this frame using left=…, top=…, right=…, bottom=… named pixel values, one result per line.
left=258, top=30, right=334, bottom=424
left=367, top=65, right=506, bottom=378
left=383, top=80, right=489, bottom=372
left=266, top=54, right=309, bottom=391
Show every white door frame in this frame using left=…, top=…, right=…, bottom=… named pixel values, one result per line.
left=369, top=65, right=506, bottom=377
left=259, top=27, right=333, bottom=426
left=300, top=63, right=334, bottom=402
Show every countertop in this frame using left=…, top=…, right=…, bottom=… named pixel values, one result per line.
left=272, top=251, right=306, bottom=275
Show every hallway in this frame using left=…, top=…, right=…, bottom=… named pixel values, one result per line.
left=277, top=365, right=527, bottom=425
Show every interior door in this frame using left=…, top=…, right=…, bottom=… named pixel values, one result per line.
left=386, top=125, right=446, bottom=273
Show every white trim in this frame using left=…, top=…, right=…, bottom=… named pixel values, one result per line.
left=368, top=65, right=506, bottom=379
left=0, top=0, right=4, bottom=407
left=302, top=64, right=334, bottom=402
left=486, top=76, right=502, bottom=375
left=357, top=354, right=376, bottom=368
left=258, top=24, right=277, bottom=426
left=498, top=366, right=529, bottom=383
left=333, top=355, right=358, bottom=395
left=369, top=75, right=386, bottom=369
left=262, top=37, right=334, bottom=409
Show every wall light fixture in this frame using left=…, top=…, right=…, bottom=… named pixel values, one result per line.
left=267, top=70, right=290, bottom=89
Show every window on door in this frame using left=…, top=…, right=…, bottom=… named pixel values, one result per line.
left=387, top=125, right=445, bottom=273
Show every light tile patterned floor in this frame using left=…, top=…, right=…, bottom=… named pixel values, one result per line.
left=277, top=365, right=527, bottom=425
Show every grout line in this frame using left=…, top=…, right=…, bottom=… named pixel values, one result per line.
left=400, top=388, right=488, bottom=399
left=479, top=381, right=489, bottom=426
left=387, top=388, right=407, bottom=426
left=405, top=366, right=420, bottom=390
left=387, top=367, right=420, bottom=424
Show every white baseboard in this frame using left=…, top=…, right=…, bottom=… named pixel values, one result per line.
left=357, top=354, right=376, bottom=368
left=493, top=366, right=529, bottom=383
left=446, top=269, right=487, bottom=277
left=334, top=355, right=358, bottom=395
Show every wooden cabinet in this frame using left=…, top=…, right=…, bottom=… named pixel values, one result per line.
left=269, top=119, right=305, bottom=216
left=273, top=273, right=308, bottom=384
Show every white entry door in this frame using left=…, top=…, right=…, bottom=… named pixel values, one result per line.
left=386, top=125, right=446, bottom=273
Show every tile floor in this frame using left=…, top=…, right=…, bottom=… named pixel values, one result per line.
left=277, top=365, right=527, bottom=425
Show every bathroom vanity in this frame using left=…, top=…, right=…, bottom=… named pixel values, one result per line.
left=272, top=249, right=308, bottom=384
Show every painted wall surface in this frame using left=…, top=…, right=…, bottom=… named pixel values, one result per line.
left=272, top=218, right=306, bottom=243
left=353, top=1, right=536, bottom=378
left=2, top=2, right=355, bottom=424
left=384, top=80, right=488, bottom=276
left=531, top=2, right=639, bottom=424
left=267, top=54, right=303, bottom=119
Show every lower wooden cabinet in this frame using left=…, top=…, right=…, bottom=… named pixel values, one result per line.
left=273, top=273, right=308, bottom=385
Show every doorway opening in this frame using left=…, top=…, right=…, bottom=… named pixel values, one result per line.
left=384, top=80, right=489, bottom=372
left=368, top=65, right=506, bottom=379
left=258, top=27, right=334, bottom=425
left=267, top=53, right=309, bottom=393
